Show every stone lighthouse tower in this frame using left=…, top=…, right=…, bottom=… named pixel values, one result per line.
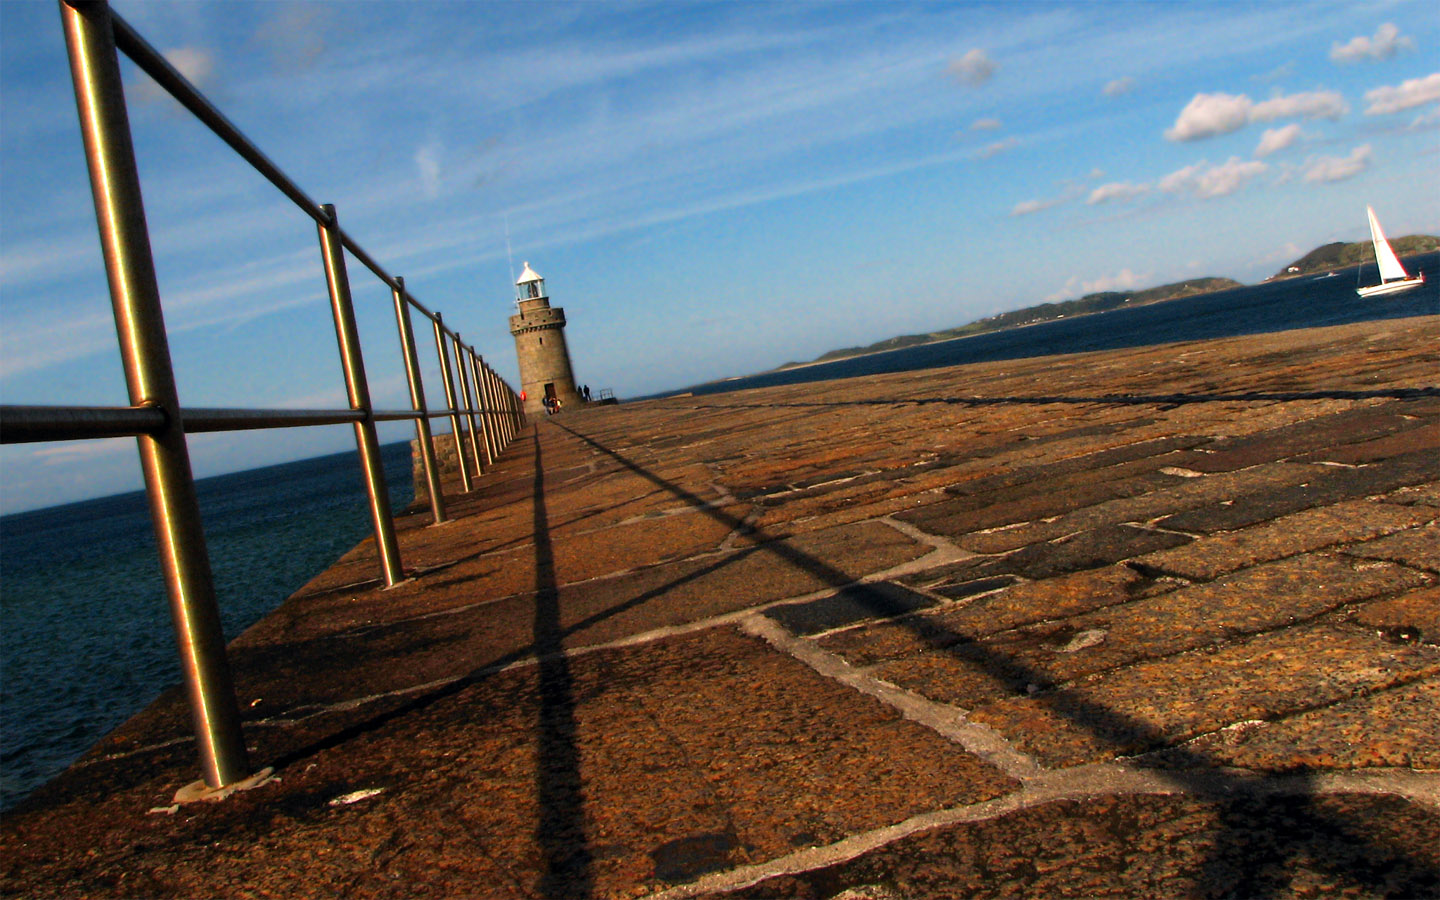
left=508, top=262, right=580, bottom=416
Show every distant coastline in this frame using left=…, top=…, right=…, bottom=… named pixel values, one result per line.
left=768, top=234, right=1439, bottom=374
left=1264, top=234, right=1439, bottom=282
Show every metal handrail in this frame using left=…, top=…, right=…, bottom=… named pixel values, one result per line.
left=0, top=404, right=509, bottom=442
left=0, top=0, right=528, bottom=797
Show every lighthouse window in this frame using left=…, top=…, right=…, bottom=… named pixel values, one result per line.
left=539, top=337, right=544, bottom=345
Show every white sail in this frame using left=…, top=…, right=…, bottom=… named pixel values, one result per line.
left=1367, top=205, right=1409, bottom=283
left=1357, top=205, right=1424, bottom=298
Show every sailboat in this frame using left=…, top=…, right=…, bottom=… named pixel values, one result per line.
left=1356, top=205, right=1425, bottom=298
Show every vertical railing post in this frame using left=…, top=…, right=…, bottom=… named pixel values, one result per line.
left=432, top=314, right=472, bottom=493
left=59, top=0, right=250, bottom=790
left=501, top=377, right=516, bottom=440
left=492, top=369, right=510, bottom=447
left=453, top=334, right=488, bottom=474
left=485, top=366, right=503, bottom=449
left=392, top=277, right=446, bottom=525
left=513, top=378, right=527, bottom=430
left=500, top=370, right=518, bottom=442
left=316, top=204, right=404, bottom=587
left=463, top=346, right=496, bottom=466
left=472, top=353, right=501, bottom=463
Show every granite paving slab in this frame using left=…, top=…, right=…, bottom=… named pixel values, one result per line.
left=1132, top=499, right=1433, bottom=581
left=967, top=623, right=1440, bottom=767
left=5, top=316, right=1438, bottom=900
left=859, top=555, right=1427, bottom=708
left=708, top=792, right=1440, bottom=899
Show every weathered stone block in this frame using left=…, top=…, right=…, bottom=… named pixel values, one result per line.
left=968, top=624, right=1440, bottom=767
left=1158, top=449, right=1440, bottom=534
left=1134, top=500, right=1432, bottom=581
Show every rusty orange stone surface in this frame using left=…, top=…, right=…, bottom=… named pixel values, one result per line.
left=3, top=317, right=1438, bottom=899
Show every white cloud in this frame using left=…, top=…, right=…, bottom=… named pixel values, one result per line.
left=1164, top=92, right=1252, bottom=141
left=1159, top=157, right=1268, bottom=198
left=1302, top=144, right=1372, bottom=183
left=1330, top=23, right=1415, bottom=63
left=1084, top=268, right=1147, bottom=293
left=135, top=46, right=217, bottom=103
left=1157, top=162, right=1204, bottom=193
left=1250, top=90, right=1347, bottom=122
left=1045, top=268, right=1149, bottom=302
left=32, top=440, right=134, bottom=465
left=974, top=138, right=1018, bottom=160
left=1363, top=72, right=1440, bottom=115
left=1254, top=123, right=1302, bottom=158
left=415, top=144, right=443, bottom=199
left=1102, top=77, right=1134, bottom=97
left=163, top=46, right=216, bottom=87
left=1253, top=63, right=1295, bottom=84
left=1165, top=89, right=1347, bottom=141
left=948, top=49, right=996, bottom=87
left=1193, top=158, right=1268, bottom=198
left=1010, top=198, right=1047, bottom=216
left=1086, top=181, right=1149, bottom=204
left=971, top=117, right=1002, bottom=131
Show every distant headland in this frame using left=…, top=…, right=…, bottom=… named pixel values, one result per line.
left=774, top=234, right=1438, bottom=372
left=1266, top=234, right=1439, bottom=282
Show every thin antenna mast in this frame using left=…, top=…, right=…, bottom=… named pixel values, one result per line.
left=504, top=212, right=517, bottom=304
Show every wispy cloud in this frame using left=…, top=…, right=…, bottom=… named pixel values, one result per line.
left=948, top=48, right=996, bottom=87
left=1164, top=92, right=1252, bottom=141
left=32, top=440, right=134, bottom=464
left=1164, top=89, right=1346, bottom=141
left=1330, top=23, right=1415, bottom=63
left=1102, top=77, right=1134, bottom=98
left=1158, top=157, right=1268, bottom=199
left=1363, top=72, right=1440, bottom=115
left=1302, top=144, right=1372, bottom=183
left=1045, top=267, right=1149, bottom=302
left=0, top=246, right=323, bottom=379
left=251, top=4, right=332, bottom=73
left=1010, top=198, right=1052, bottom=217
left=1252, top=62, right=1295, bottom=84
left=1250, top=90, right=1347, bottom=122
left=134, top=45, right=217, bottom=104
left=1086, top=181, right=1149, bottom=205
left=971, top=117, right=1002, bottom=131
left=1008, top=179, right=1088, bottom=216
left=974, top=137, right=1018, bottom=160
left=1083, top=155, right=1268, bottom=209
left=1254, top=123, right=1302, bottom=158
left=415, top=143, right=442, bottom=199
left=1412, top=105, right=1440, bottom=129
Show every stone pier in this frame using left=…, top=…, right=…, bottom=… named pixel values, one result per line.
left=3, top=316, right=1438, bottom=898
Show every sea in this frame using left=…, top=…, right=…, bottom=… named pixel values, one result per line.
left=0, top=441, right=415, bottom=811
left=678, top=253, right=1440, bottom=397
left=2, top=254, right=1437, bottom=812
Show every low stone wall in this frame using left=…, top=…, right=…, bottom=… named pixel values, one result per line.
left=408, top=433, right=467, bottom=505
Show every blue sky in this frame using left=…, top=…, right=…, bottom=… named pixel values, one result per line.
left=1, top=1, right=1437, bottom=513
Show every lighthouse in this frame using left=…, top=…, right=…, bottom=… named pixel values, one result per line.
left=508, top=262, right=580, bottom=416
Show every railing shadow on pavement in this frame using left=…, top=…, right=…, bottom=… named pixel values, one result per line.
left=548, top=418, right=1438, bottom=898
left=659, top=386, right=1439, bottom=411
left=239, top=399, right=1432, bottom=898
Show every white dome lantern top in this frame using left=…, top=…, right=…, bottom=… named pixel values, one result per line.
left=515, top=261, right=546, bottom=302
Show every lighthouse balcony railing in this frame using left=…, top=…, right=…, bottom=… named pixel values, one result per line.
left=0, top=0, right=527, bottom=798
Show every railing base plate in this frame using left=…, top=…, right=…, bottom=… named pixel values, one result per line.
left=171, top=766, right=275, bottom=806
